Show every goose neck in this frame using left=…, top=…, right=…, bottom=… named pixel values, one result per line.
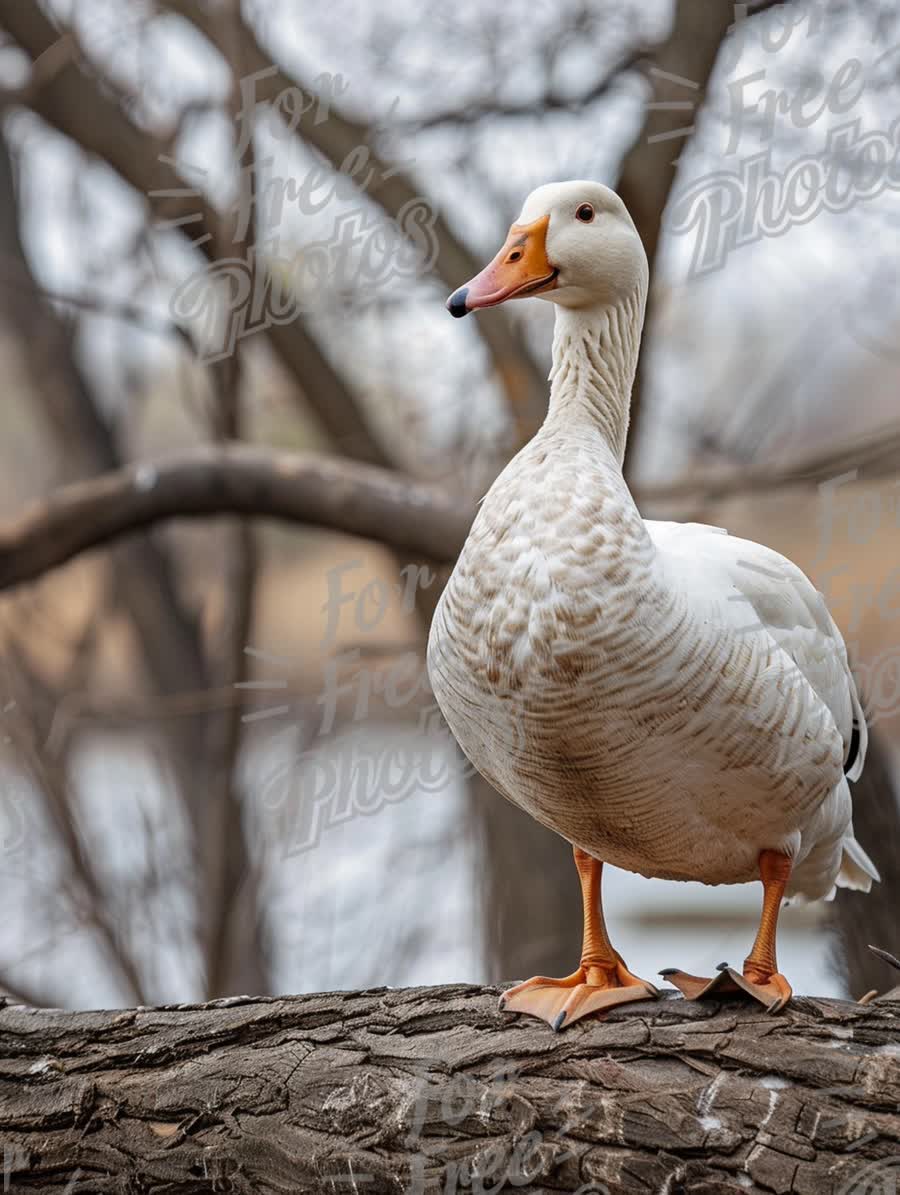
left=545, top=292, right=645, bottom=465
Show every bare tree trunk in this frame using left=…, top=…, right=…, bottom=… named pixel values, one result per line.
left=619, top=0, right=743, bottom=479
left=194, top=8, right=267, bottom=1000
left=0, top=126, right=270, bottom=1000
left=829, top=730, right=900, bottom=999
left=1, top=987, right=897, bottom=1194
left=0, top=131, right=206, bottom=699
left=470, top=777, right=581, bottom=982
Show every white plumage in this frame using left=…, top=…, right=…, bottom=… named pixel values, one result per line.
left=429, top=431, right=876, bottom=901
left=427, top=181, right=877, bottom=1021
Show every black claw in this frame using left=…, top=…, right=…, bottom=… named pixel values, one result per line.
left=716, top=961, right=731, bottom=972
left=869, top=945, right=900, bottom=972
left=552, top=1011, right=566, bottom=1032
left=658, top=968, right=679, bottom=976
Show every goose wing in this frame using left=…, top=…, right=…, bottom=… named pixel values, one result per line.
left=646, top=520, right=866, bottom=782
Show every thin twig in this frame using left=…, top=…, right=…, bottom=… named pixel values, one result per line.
left=0, top=271, right=199, bottom=354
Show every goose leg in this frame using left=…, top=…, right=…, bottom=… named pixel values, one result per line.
left=499, top=846, right=658, bottom=1031
left=661, top=850, right=794, bottom=1013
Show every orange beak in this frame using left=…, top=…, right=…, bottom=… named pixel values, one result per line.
left=447, top=214, right=558, bottom=317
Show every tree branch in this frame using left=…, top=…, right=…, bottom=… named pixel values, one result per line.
left=619, top=0, right=747, bottom=479
left=618, top=0, right=742, bottom=277
left=0, top=0, right=387, bottom=467
left=200, top=9, right=268, bottom=1000
left=0, top=132, right=207, bottom=696
left=1, top=683, right=148, bottom=1005
left=0, top=446, right=473, bottom=592
left=402, top=47, right=649, bottom=130
left=2, top=421, right=897, bottom=596
left=0, top=987, right=897, bottom=1193
left=638, top=420, right=900, bottom=508
left=160, top=0, right=550, bottom=439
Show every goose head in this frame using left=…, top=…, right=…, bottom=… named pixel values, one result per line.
left=447, top=180, right=647, bottom=317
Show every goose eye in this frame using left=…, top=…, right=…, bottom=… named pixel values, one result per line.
left=575, top=203, right=595, bottom=223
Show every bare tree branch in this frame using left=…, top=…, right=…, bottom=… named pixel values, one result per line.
left=0, top=0, right=388, bottom=468
left=618, top=0, right=742, bottom=273
left=0, top=127, right=214, bottom=1005
left=0, top=273, right=199, bottom=352
left=638, top=420, right=900, bottom=508
left=0, top=133, right=207, bottom=696
left=619, top=0, right=747, bottom=479
left=200, top=7, right=268, bottom=1000
left=0, top=988, right=897, bottom=1192
left=1, top=415, right=898, bottom=596
left=0, top=972, right=56, bottom=1008
left=401, top=47, right=649, bottom=130
left=1, top=668, right=148, bottom=1004
left=0, top=446, right=473, bottom=592
left=0, top=26, right=76, bottom=107
left=160, top=0, right=550, bottom=440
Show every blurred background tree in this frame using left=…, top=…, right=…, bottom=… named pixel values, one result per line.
left=0, top=0, right=897, bottom=1009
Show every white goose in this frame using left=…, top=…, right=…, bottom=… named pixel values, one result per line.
left=427, top=180, right=878, bottom=1029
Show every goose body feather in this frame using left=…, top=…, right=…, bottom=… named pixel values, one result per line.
left=428, top=413, right=877, bottom=902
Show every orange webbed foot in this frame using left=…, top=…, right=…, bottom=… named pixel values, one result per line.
left=660, top=963, right=792, bottom=1014
left=500, top=961, right=658, bottom=1031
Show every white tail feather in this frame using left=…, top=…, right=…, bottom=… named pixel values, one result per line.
left=837, top=836, right=880, bottom=893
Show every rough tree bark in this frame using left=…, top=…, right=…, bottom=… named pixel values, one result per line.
left=1, top=987, right=898, bottom=1194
